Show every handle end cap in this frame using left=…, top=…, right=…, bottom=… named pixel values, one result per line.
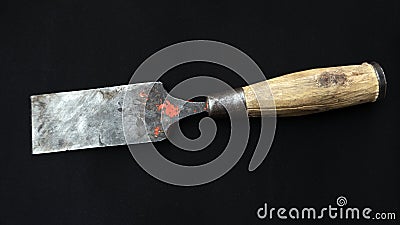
left=370, top=62, right=387, bottom=101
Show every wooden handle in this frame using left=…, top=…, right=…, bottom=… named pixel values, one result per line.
left=207, top=62, right=386, bottom=117
left=242, top=62, right=386, bottom=116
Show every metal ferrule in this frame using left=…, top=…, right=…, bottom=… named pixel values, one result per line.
left=206, top=88, right=247, bottom=118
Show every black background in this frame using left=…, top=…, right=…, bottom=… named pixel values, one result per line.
left=1, top=0, right=399, bottom=224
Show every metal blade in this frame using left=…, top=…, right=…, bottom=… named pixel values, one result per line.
left=31, top=82, right=206, bottom=154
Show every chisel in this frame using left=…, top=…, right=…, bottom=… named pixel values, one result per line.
left=31, top=62, right=386, bottom=154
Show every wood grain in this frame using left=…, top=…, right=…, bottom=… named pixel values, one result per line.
left=242, top=63, right=380, bottom=117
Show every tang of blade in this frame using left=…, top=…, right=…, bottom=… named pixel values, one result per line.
left=31, top=82, right=206, bottom=154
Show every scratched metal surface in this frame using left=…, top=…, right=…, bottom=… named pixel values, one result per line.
left=31, top=82, right=206, bottom=154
